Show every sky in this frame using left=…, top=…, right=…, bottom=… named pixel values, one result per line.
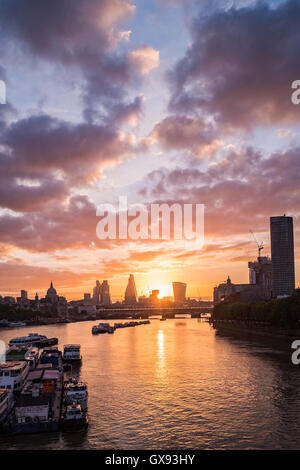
left=0, top=0, right=299, bottom=301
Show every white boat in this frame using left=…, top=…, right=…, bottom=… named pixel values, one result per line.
left=6, top=345, right=40, bottom=369
left=64, top=378, right=88, bottom=410
left=8, top=322, right=26, bottom=328
left=63, top=345, right=82, bottom=362
left=0, top=361, right=30, bottom=392
left=60, top=403, right=88, bottom=431
left=9, top=333, right=57, bottom=348
left=0, top=389, right=14, bottom=424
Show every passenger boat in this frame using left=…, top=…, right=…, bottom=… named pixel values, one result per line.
left=0, top=361, right=30, bottom=393
left=60, top=403, right=88, bottom=431
left=6, top=345, right=40, bottom=369
left=9, top=333, right=58, bottom=348
left=0, top=389, right=14, bottom=426
left=64, top=378, right=88, bottom=410
left=63, top=345, right=82, bottom=362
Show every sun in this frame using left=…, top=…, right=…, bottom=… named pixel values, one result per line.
left=157, top=285, right=173, bottom=299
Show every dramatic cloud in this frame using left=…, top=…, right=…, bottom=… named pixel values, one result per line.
left=0, top=178, right=69, bottom=213
left=168, top=0, right=300, bottom=129
left=141, top=145, right=300, bottom=239
left=0, top=261, right=101, bottom=294
left=0, top=0, right=159, bottom=214
left=0, top=0, right=135, bottom=61
left=0, top=0, right=158, bottom=115
left=150, top=115, right=222, bottom=157
left=0, top=113, right=138, bottom=211
left=3, top=114, right=136, bottom=183
left=129, top=45, right=160, bottom=75
left=0, top=195, right=108, bottom=252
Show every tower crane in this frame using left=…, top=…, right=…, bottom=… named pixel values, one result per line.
left=250, top=230, right=264, bottom=258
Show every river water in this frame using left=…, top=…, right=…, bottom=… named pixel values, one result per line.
left=0, top=318, right=299, bottom=450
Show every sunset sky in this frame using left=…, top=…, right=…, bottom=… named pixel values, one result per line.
left=0, top=0, right=299, bottom=301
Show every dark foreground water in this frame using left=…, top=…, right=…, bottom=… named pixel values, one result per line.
left=0, top=318, right=299, bottom=450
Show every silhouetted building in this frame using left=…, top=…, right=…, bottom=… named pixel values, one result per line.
left=125, top=274, right=138, bottom=304
left=149, top=290, right=159, bottom=303
left=214, top=264, right=272, bottom=305
left=45, top=281, right=58, bottom=304
left=270, top=215, right=295, bottom=297
left=214, top=276, right=234, bottom=304
left=248, top=256, right=272, bottom=300
left=172, top=282, right=187, bottom=303
left=93, top=280, right=101, bottom=305
left=101, top=280, right=111, bottom=305
left=83, top=293, right=92, bottom=306
left=20, top=290, right=27, bottom=300
left=92, top=280, right=111, bottom=305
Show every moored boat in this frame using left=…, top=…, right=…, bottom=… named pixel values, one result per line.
left=92, top=323, right=114, bottom=334
left=9, top=333, right=58, bottom=348
left=6, top=345, right=40, bottom=369
left=0, top=361, right=30, bottom=393
left=64, top=378, right=88, bottom=410
left=63, top=345, right=82, bottom=362
left=0, top=389, right=14, bottom=427
left=60, top=403, right=88, bottom=431
left=2, top=347, right=63, bottom=435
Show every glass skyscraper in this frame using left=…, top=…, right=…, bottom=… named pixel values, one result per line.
left=270, top=215, right=295, bottom=297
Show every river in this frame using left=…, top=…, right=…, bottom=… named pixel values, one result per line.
left=0, top=318, right=299, bottom=449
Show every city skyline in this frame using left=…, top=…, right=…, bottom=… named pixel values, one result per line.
left=0, top=213, right=299, bottom=301
left=0, top=0, right=299, bottom=301
left=1, top=210, right=298, bottom=304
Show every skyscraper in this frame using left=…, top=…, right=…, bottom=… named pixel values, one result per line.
left=270, top=215, right=295, bottom=298
left=93, top=280, right=101, bottom=305
left=172, top=282, right=187, bottom=303
left=92, top=280, right=111, bottom=305
left=125, top=274, right=138, bottom=304
left=101, top=280, right=111, bottom=305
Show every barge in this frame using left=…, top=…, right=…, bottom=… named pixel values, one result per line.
left=2, top=348, right=63, bottom=434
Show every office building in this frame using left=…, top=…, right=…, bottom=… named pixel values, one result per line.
left=125, top=274, right=138, bottom=304
left=172, top=282, right=187, bottom=303
left=270, top=215, right=295, bottom=297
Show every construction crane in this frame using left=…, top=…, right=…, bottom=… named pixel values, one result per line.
left=250, top=230, right=264, bottom=258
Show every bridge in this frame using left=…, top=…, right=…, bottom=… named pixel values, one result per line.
left=95, top=306, right=213, bottom=319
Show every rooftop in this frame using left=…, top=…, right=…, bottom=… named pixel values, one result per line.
left=16, top=395, right=50, bottom=408
left=0, top=361, right=27, bottom=370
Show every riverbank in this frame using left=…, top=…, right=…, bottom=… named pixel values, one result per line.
left=212, top=294, right=300, bottom=341
left=0, top=313, right=152, bottom=329
left=212, top=319, right=300, bottom=341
